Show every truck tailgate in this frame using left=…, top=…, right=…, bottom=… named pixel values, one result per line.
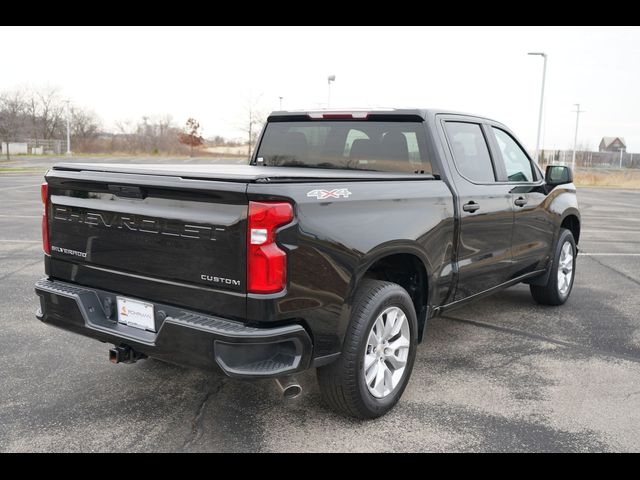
left=45, top=168, right=248, bottom=320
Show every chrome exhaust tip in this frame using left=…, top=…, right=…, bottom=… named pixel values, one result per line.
left=275, top=376, right=302, bottom=399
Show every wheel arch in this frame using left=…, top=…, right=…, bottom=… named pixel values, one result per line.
left=527, top=208, right=580, bottom=287
left=342, top=243, right=433, bottom=343
left=560, top=211, right=581, bottom=245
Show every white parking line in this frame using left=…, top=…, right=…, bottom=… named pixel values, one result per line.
left=0, top=240, right=40, bottom=243
left=580, top=253, right=640, bottom=256
left=580, top=241, right=640, bottom=245
left=582, top=215, right=640, bottom=222
left=0, top=176, right=44, bottom=180
left=583, top=199, right=637, bottom=209
left=582, top=229, right=640, bottom=234
left=0, top=184, right=41, bottom=191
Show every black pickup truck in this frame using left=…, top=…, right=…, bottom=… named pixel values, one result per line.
left=35, top=109, right=580, bottom=418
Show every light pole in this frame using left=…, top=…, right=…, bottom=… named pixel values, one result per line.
left=619, top=147, right=625, bottom=169
left=65, top=99, right=72, bottom=156
left=278, top=96, right=283, bottom=110
left=528, top=52, right=547, bottom=164
left=327, top=75, right=335, bottom=108
left=571, top=104, right=582, bottom=171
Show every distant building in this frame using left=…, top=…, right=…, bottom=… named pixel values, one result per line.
left=0, top=139, right=63, bottom=155
left=599, top=137, right=626, bottom=153
left=0, top=142, right=28, bottom=155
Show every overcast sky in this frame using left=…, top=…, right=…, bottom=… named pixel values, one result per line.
left=1, top=26, right=638, bottom=152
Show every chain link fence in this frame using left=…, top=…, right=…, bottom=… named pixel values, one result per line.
left=541, top=149, right=638, bottom=169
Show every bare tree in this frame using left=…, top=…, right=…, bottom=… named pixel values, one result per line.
left=238, top=95, right=266, bottom=160
left=37, top=88, right=65, bottom=140
left=25, top=92, right=41, bottom=148
left=156, top=115, right=173, bottom=139
left=178, top=118, right=204, bottom=157
left=0, top=84, right=267, bottom=158
left=110, top=116, right=185, bottom=155
left=0, top=90, right=27, bottom=160
left=155, top=115, right=179, bottom=153
left=143, top=115, right=175, bottom=154
left=71, top=106, right=101, bottom=151
left=115, top=119, right=139, bottom=153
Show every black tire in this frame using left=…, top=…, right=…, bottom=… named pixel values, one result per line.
left=317, top=280, right=418, bottom=419
left=530, top=228, right=577, bottom=306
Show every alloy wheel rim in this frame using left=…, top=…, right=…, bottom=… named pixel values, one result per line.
left=557, top=241, right=574, bottom=296
left=364, top=306, right=411, bottom=399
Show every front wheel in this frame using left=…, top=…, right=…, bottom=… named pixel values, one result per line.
left=317, top=280, right=418, bottom=419
left=530, top=228, right=577, bottom=306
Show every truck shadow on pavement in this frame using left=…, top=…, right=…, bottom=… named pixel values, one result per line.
left=126, top=284, right=618, bottom=452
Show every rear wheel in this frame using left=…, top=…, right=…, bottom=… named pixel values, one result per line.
left=530, top=228, right=576, bottom=306
left=317, top=280, right=418, bottom=419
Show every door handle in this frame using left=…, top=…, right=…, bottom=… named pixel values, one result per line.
left=463, top=201, right=480, bottom=213
left=514, top=197, right=528, bottom=207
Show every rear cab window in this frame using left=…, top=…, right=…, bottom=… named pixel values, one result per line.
left=256, top=121, right=432, bottom=174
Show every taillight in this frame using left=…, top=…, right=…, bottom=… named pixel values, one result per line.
left=247, top=201, right=293, bottom=294
left=41, top=182, right=50, bottom=255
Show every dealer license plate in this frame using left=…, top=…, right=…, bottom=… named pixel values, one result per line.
left=117, top=296, right=156, bottom=332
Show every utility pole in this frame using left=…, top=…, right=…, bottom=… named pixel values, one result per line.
left=619, top=147, right=624, bottom=169
left=327, top=75, right=335, bottom=108
left=528, top=52, right=547, bottom=164
left=65, top=99, right=72, bottom=156
left=571, top=104, right=582, bottom=170
left=278, top=96, right=283, bottom=110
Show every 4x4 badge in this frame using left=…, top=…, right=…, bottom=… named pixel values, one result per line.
left=306, top=188, right=352, bottom=200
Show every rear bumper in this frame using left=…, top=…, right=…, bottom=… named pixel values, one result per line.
left=35, top=278, right=312, bottom=379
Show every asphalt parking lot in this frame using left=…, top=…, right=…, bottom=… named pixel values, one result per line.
left=1, top=168, right=639, bottom=452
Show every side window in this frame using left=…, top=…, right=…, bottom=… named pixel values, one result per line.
left=289, top=125, right=331, bottom=154
left=444, top=122, right=495, bottom=183
left=403, top=132, right=421, bottom=164
left=492, top=127, right=535, bottom=182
